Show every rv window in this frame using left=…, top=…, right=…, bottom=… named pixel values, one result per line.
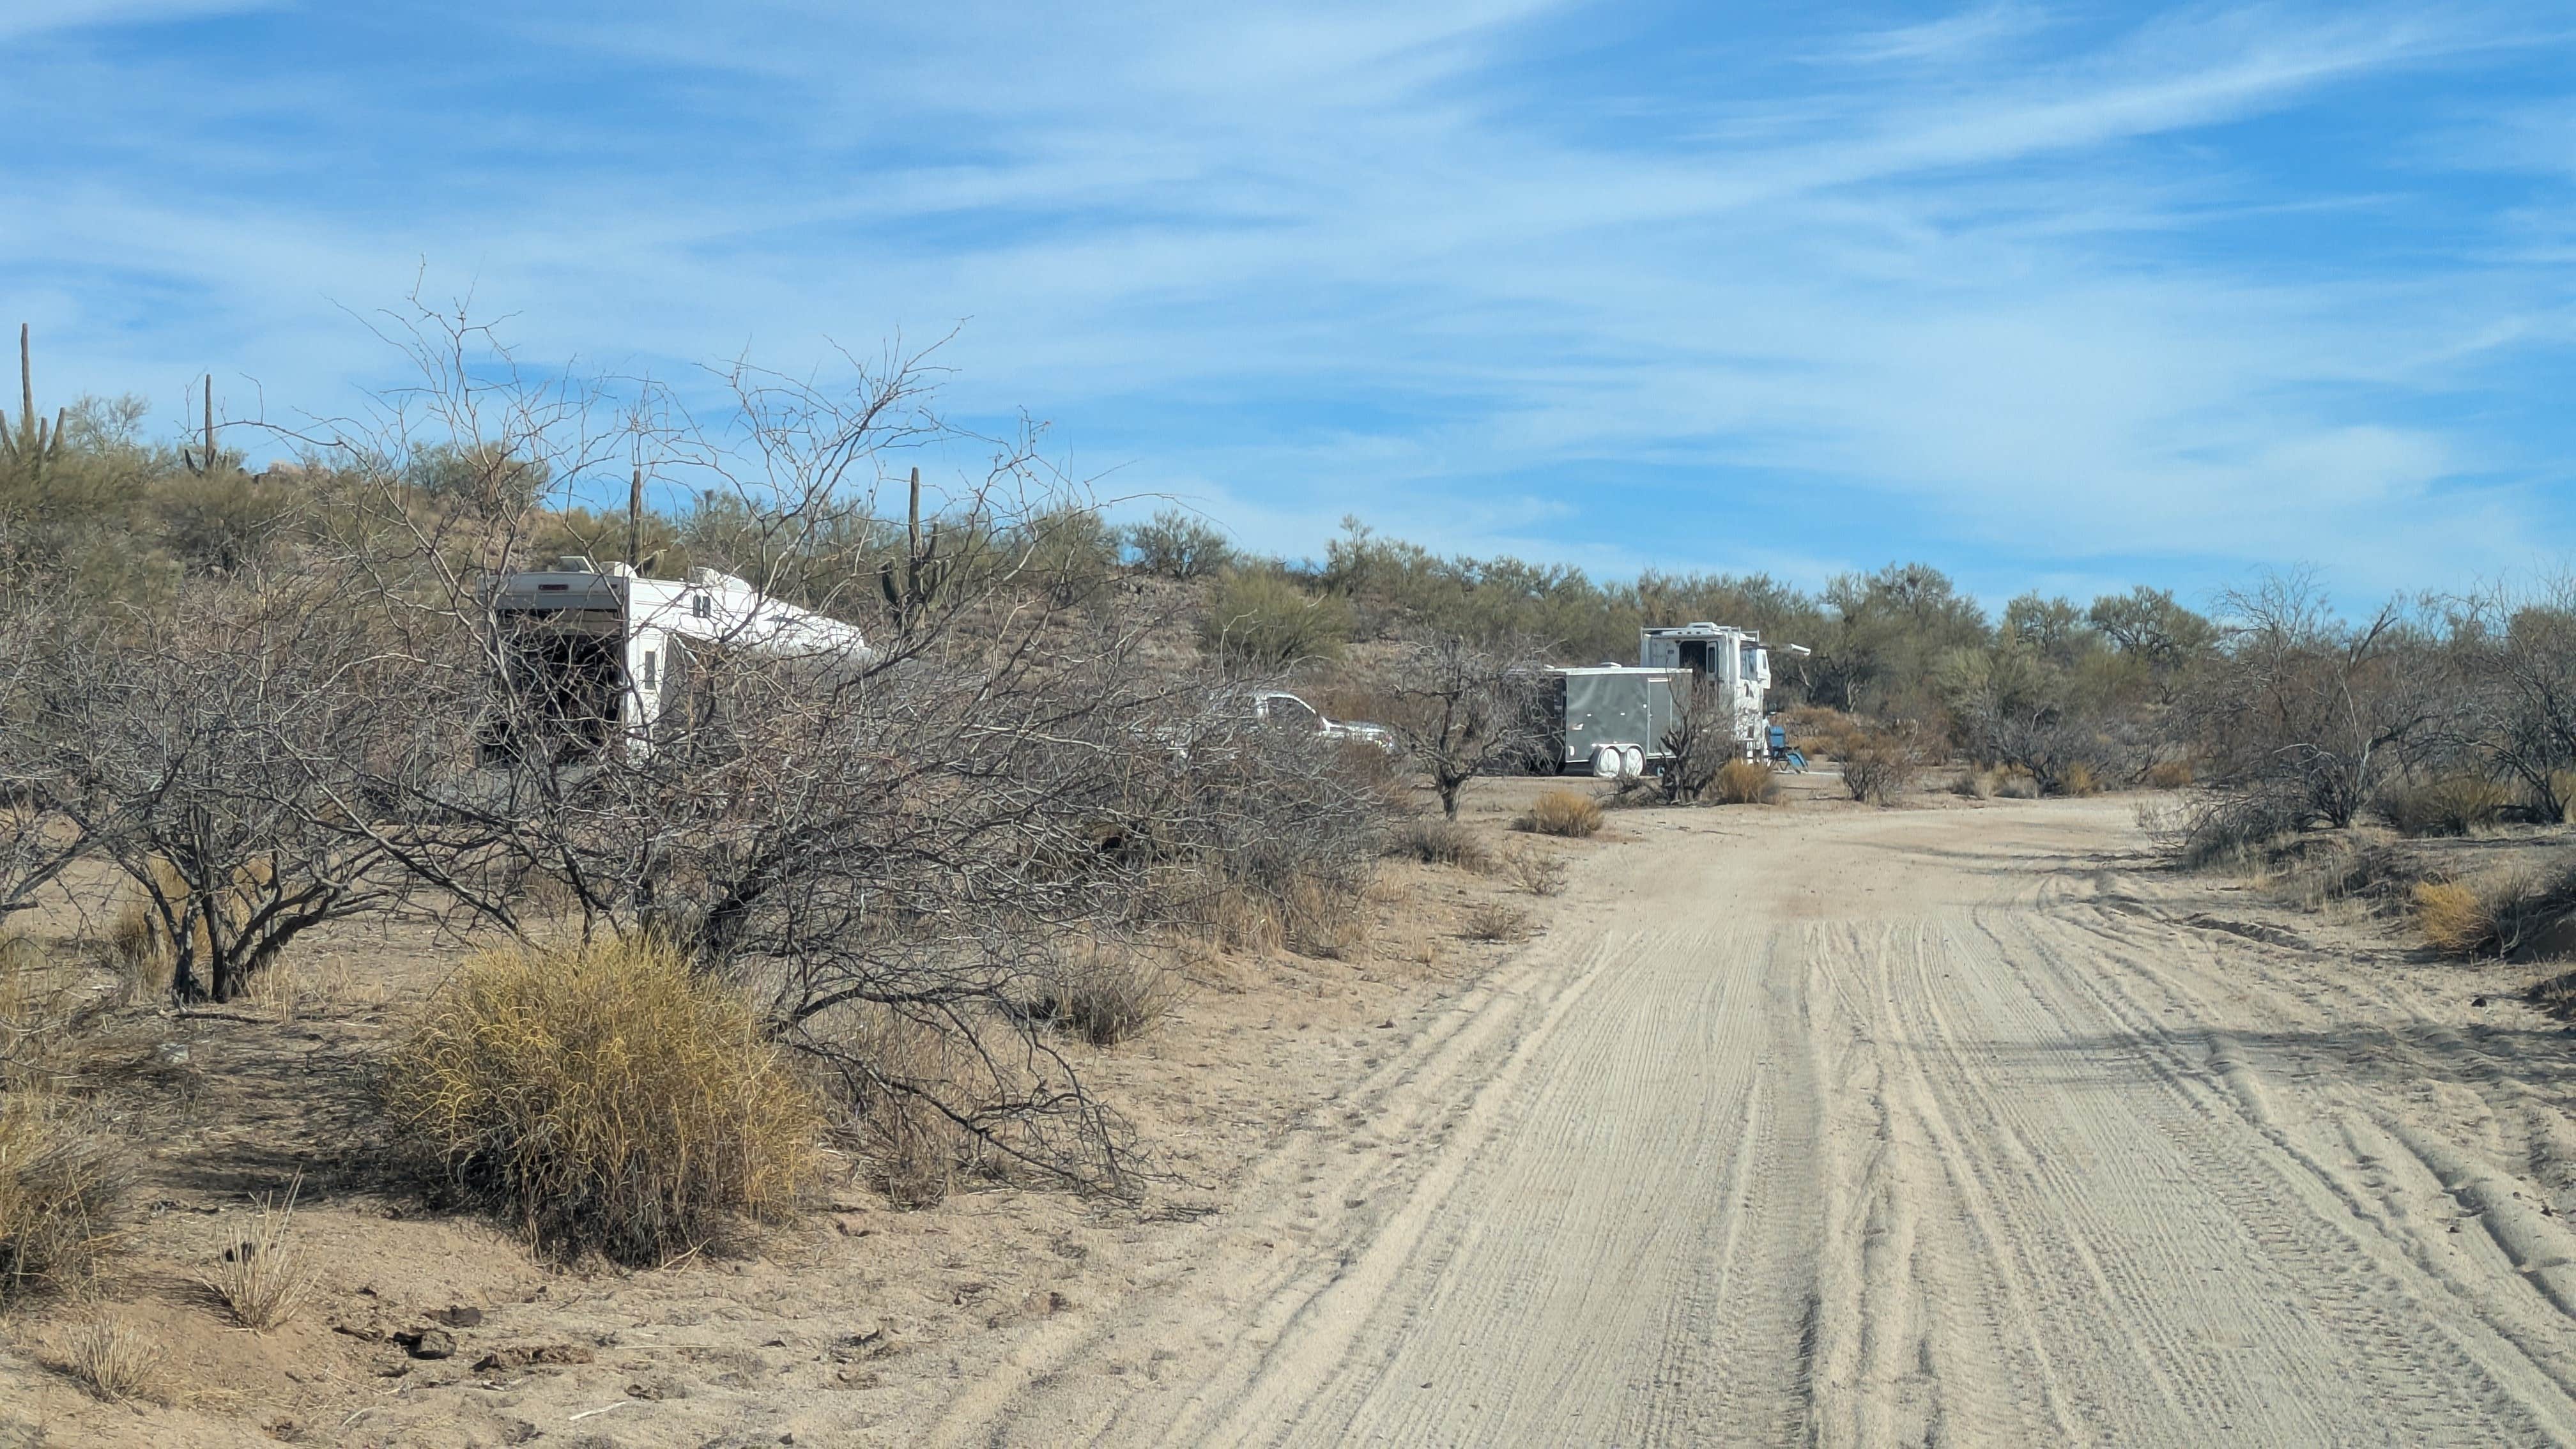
left=692, top=594, right=710, bottom=619
left=640, top=650, right=657, bottom=689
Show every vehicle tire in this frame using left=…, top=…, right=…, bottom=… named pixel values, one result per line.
left=1620, top=744, right=1646, bottom=778
left=1590, top=747, right=1621, bottom=779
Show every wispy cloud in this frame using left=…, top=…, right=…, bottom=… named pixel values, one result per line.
left=1, top=1, right=2571, bottom=601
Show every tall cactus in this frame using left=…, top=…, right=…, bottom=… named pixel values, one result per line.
left=1, top=324, right=66, bottom=482
left=181, top=373, right=220, bottom=475
left=878, top=466, right=950, bottom=634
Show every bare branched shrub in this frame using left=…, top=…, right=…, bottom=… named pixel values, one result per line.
left=0, top=597, right=86, bottom=926
left=2137, top=789, right=2314, bottom=870
left=201, top=1176, right=320, bottom=1330
left=1839, top=726, right=1923, bottom=805
left=0, top=1096, right=128, bottom=1306
left=1514, top=790, right=1604, bottom=838
left=2453, top=579, right=2576, bottom=823
left=1505, top=846, right=1567, bottom=897
left=383, top=940, right=824, bottom=1264
left=1660, top=677, right=1738, bottom=803
left=61, top=1315, right=167, bottom=1404
left=2143, top=758, right=2195, bottom=790
left=0, top=933, right=81, bottom=1094
left=33, top=582, right=461, bottom=1004
left=2176, top=573, right=2443, bottom=832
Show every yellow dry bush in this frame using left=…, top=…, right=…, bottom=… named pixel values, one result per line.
left=2057, top=762, right=2103, bottom=798
left=1514, top=789, right=1605, bottom=839
left=1712, top=759, right=1777, bottom=806
left=2414, top=880, right=2495, bottom=957
left=382, top=937, right=823, bottom=1264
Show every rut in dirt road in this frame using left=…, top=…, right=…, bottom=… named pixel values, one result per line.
left=933, top=801, right=2576, bottom=1447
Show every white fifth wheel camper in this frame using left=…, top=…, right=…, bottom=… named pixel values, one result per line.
left=478, top=557, right=871, bottom=763
left=1638, top=623, right=1809, bottom=760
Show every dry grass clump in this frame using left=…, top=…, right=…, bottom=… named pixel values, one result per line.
left=1031, top=946, right=1180, bottom=1046
left=1710, top=760, right=1777, bottom=806
left=1188, top=864, right=1375, bottom=957
left=835, top=1008, right=974, bottom=1210
left=1505, top=846, right=1567, bottom=897
left=1514, top=790, right=1604, bottom=838
left=61, top=1314, right=167, bottom=1404
left=2414, top=880, right=2494, bottom=956
left=1462, top=901, right=1535, bottom=942
left=201, top=1177, right=319, bottom=1330
left=1386, top=817, right=1496, bottom=873
left=2531, top=966, right=2576, bottom=1021
left=2057, top=762, right=2103, bottom=797
left=0, top=1095, right=129, bottom=1307
left=2379, top=774, right=2511, bottom=838
left=2, top=934, right=79, bottom=1094
left=103, top=894, right=173, bottom=1004
left=2143, top=758, right=2195, bottom=790
left=2411, top=868, right=2576, bottom=959
left=382, top=937, right=824, bottom=1264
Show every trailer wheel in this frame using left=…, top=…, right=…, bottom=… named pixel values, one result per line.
left=1589, top=746, right=1621, bottom=779
left=1620, top=744, right=1646, bottom=778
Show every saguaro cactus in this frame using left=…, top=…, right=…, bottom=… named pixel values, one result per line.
left=1, top=324, right=66, bottom=482
left=877, top=466, right=951, bottom=634
left=181, top=374, right=221, bottom=475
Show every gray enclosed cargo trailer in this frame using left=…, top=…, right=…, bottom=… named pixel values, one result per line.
left=1534, top=666, right=1682, bottom=778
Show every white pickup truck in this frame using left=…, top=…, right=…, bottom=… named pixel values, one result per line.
left=1252, top=690, right=1397, bottom=753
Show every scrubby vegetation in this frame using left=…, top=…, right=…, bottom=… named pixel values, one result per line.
left=6, top=298, right=2575, bottom=1331
left=383, top=939, right=825, bottom=1264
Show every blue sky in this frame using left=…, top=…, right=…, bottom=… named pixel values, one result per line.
left=3, top=1, right=2573, bottom=610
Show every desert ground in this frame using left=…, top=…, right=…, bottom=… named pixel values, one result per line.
left=11, top=778, right=2576, bottom=1446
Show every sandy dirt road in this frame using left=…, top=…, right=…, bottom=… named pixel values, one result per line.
left=926, top=796, right=2576, bottom=1446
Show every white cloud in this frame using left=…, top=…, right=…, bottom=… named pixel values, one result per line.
left=0, top=1, right=2570, bottom=600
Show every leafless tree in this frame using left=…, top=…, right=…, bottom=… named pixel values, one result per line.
left=1381, top=634, right=1547, bottom=819
left=2453, top=579, right=2576, bottom=823
left=33, top=578, right=466, bottom=1002
left=0, top=592, right=86, bottom=921
left=1660, top=677, right=1734, bottom=802
left=2183, top=572, right=2442, bottom=831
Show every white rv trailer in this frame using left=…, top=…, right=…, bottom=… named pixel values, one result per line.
left=1638, top=623, right=1808, bottom=760
left=478, top=557, right=871, bottom=763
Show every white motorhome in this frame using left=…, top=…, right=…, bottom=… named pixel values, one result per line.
left=478, top=557, right=871, bottom=763
left=1638, top=623, right=1806, bottom=760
